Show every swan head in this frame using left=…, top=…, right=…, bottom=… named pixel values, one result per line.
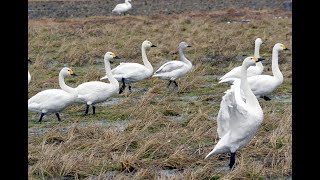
left=61, top=67, right=77, bottom=77
left=142, top=40, right=157, bottom=49
left=255, top=38, right=263, bottom=46
left=179, top=42, right=192, bottom=49
left=243, top=56, right=265, bottom=68
left=274, top=43, right=289, bottom=51
left=104, top=52, right=121, bottom=63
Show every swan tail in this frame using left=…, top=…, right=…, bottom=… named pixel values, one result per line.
left=218, top=77, right=237, bottom=84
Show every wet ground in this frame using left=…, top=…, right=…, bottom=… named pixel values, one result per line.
left=28, top=0, right=292, bottom=19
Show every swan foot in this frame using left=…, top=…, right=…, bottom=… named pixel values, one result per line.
left=55, top=113, right=61, bottom=121
left=84, top=104, right=90, bottom=115
left=128, top=85, right=132, bottom=92
left=92, top=106, right=96, bottom=115
left=229, top=152, right=236, bottom=170
left=261, top=96, right=271, bottom=101
left=173, top=81, right=178, bottom=87
left=38, top=113, right=45, bottom=123
left=167, top=80, right=172, bottom=87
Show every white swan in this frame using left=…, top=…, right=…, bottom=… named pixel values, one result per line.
left=219, top=38, right=263, bottom=81
left=152, top=42, right=193, bottom=87
left=112, top=0, right=132, bottom=15
left=222, top=43, right=289, bottom=101
left=76, top=52, right=120, bottom=115
left=28, top=67, right=78, bottom=122
left=28, top=58, right=32, bottom=85
left=101, top=40, right=156, bottom=94
left=205, top=57, right=265, bottom=169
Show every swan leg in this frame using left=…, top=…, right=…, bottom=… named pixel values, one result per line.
left=173, top=80, right=178, bottom=87
left=38, top=113, right=45, bottom=123
left=119, top=78, right=126, bottom=94
left=85, top=104, right=90, bottom=115
left=55, top=113, right=61, bottom=121
left=128, top=85, right=132, bottom=92
left=229, top=152, right=236, bottom=169
left=167, top=80, right=172, bottom=87
left=92, top=106, right=96, bottom=115
left=261, top=96, right=271, bottom=101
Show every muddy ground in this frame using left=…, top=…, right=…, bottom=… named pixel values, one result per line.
left=28, top=0, right=292, bottom=19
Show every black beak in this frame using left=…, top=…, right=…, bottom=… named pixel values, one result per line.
left=71, top=73, right=78, bottom=76
left=151, top=45, right=157, bottom=47
left=114, top=56, right=121, bottom=59
left=257, top=58, right=265, bottom=62
left=28, top=58, right=32, bottom=63
left=284, top=48, right=289, bottom=51
left=187, top=45, right=192, bottom=47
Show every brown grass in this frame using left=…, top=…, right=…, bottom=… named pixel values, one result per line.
left=28, top=9, right=292, bottom=179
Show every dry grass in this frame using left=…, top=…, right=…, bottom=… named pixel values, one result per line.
left=28, top=9, right=292, bottom=179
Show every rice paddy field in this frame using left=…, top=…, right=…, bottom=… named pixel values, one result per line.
left=28, top=0, right=292, bottom=179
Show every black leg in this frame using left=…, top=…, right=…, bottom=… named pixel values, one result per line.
left=128, top=85, right=132, bottom=92
left=39, top=113, right=45, bottom=123
left=167, top=80, right=172, bottom=87
left=85, top=104, right=90, bottom=115
left=262, top=96, right=271, bottom=101
left=119, top=78, right=126, bottom=94
left=173, top=80, right=178, bottom=87
left=229, top=152, right=236, bottom=169
left=55, top=113, right=61, bottom=121
left=92, top=106, right=96, bottom=115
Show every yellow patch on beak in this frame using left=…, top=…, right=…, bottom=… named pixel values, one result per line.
left=112, top=53, right=116, bottom=58
left=252, top=57, right=258, bottom=61
left=281, top=44, right=286, bottom=49
left=69, top=70, right=74, bottom=75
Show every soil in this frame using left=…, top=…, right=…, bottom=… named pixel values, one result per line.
left=28, top=0, right=292, bottom=19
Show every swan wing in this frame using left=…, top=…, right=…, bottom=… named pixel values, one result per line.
left=154, top=61, right=185, bottom=74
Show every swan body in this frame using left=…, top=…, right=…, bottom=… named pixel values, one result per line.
left=219, top=38, right=263, bottom=81
left=28, top=67, right=78, bottom=122
left=101, top=40, right=156, bottom=94
left=152, top=42, right=193, bottom=87
left=222, top=43, right=288, bottom=100
left=112, top=0, right=132, bottom=15
left=76, top=52, right=120, bottom=115
left=28, top=58, right=32, bottom=85
left=205, top=57, right=265, bottom=169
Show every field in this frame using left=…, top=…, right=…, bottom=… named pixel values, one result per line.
left=28, top=1, right=292, bottom=179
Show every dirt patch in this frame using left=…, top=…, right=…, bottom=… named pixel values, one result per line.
left=28, top=0, right=291, bottom=19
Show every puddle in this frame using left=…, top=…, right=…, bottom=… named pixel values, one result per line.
left=157, top=169, right=183, bottom=179
left=178, top=95, right=198, bottom=102
left=97, top=97, right=122, bottom=106
left=271, top=94, right=292, bottom=103
left=28, top=120, right=129, bottom=136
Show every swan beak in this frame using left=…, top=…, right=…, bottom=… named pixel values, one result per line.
left=28, top=58, right=32, bottom=63
left=284, top=48, right=289, bottom=51
left=151, top=44, right=157, bottom=47
left=256, top=58, right=265, bottom=62
left=187, top=45, right=192, bottom=47
left=71, top=73, right=78, bottom=76
left=114, top=56, right=121, bottom=59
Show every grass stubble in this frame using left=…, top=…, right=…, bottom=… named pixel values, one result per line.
left=28, top=8, right=292, bottom=179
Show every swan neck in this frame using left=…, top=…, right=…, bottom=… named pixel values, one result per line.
left=240, top=65, right=260, bottom=107
left=141, top=46, right=153, bottom=71
left=104, top=58, right=119, bottom=87
left=59, top=73, right=76, bottom=94
left=254, top=43, right=263, bottom=69
left=271, top=48, right=283, bottom=82
left=179, top=47, right=192, bottom=66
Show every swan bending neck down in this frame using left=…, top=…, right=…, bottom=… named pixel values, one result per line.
left=28, top=67, right=78, bottom=122
left=205, top=57, right=265, bottom=169
left=152, top=42, right=193, bottom=88
left=101, top=40, right=156, bottom=94
left=112, top=0, right=132, bottom=15
left=219, top=38, right=263, bottom=82
left=76, top=52, right=120, bottom=115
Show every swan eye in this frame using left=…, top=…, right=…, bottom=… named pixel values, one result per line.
left=68, top=70, right=70, bottom=71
